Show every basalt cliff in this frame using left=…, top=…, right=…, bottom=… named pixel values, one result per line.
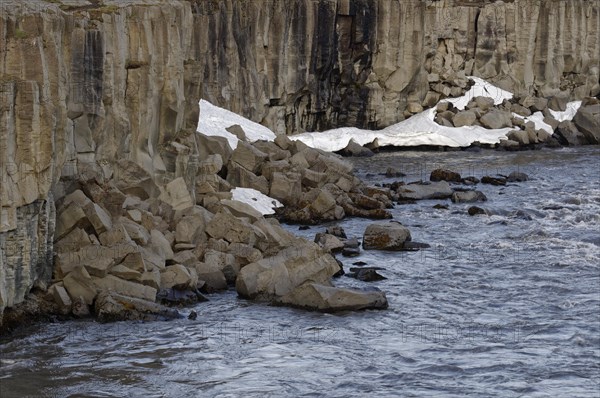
left=0, top=0, right=599, bottom=320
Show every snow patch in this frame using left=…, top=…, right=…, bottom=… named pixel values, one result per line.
left=549, top=101, right=582, bottom=122
left=197, top=99, right=276, bottom=149
left=291, top=77, right=517, bottom=151
left=231, top=187, right=282, bottom=215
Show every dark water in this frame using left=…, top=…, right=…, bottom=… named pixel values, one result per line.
left=1, top=147, right=599, bottom=397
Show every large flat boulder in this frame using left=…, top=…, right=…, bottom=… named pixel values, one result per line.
left=94, top=291, right=179, bottom=322
left=275, top=283, right=388, bottom=312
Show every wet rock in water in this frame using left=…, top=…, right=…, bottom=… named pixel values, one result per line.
left=94, top=291, right=180, bottom=322
left=157, top=288, right=208, bottom=306
left=430, top=169, right=462, bottom=183
left=451, top=191, right=487, bottom=203
left=188, top=310, right=198, bottom=320
left=481, top=176, right=507, bottom=186
left=385, top=167, right=406, bottom=178
left=461, top=176, right=480, bottom=185
left=433, top=204, right=449, bottom=210
left=338, top=139, right=374, bottom=157
left=326, top=226, right=347, bottom=239
left=347, top=268, right=387, bottom=282
left=299, top=225, right=310, bottom=230
left=363, top=221, right=412, bottom=251
left=274, top=282, right=388, bottom=312
left=395, top=181, right=453, bottom=200
left=353, top=261, right=368, bottom=266
left=507, top=171, right=529, bottom=182
left=342, top=247, right=361, bottom=257
left=468, top=206, right=490, bottom=216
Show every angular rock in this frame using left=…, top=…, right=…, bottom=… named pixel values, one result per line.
left=363, top=221, right=412, bottom=251
left=220, top=199, right=263, bottom=222
left=339, top=139, right=374, bottom=157
left=573, top=105, right=600, bottom=144
left=93, top=275, right=157, bottom=302
left=197, top=154, right=224, bottom=175
left=314, top=233, right=345, bottom=253
left=206, top=211, right=255, bottom=245
left=158, top=177, right=194, bottom=211
left=63, top=266, right=97, bottom=305
left=160, top=264, right=196, bottom=290
left=480, top=110, right=512, bottom=129
left=230, top=141, right=268, bottom=174
left=452, top=110, right=477, bottom=127
left=236, top=244, right=340, bottom=299
left=50, top=284, right=72, bottom=314
left=555, top=121, right=588, bottom=146
left=269, top=172, right=302, bottom=206
left=54, top=205, right=88, bottom=241
left=195, top=262, right=228, bottom=292
left=203, top=249, right=238, bottom=284
left=275, top=283, right=388, bottom=312
left=197, top=133, right=233, bottom=164
left=548, top=92, right=569, bottom=111
left=226, top=161, right=270, bottom=195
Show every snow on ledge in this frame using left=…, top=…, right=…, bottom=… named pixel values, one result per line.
left=231, top=187, right=282, bottom=216
left=196, top=99, right=276, bottom=150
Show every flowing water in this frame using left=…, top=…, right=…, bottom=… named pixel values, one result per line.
left=1, top=147, right=599, bottom=397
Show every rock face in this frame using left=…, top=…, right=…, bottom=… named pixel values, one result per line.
left=192, top=0, right=599, bottom=134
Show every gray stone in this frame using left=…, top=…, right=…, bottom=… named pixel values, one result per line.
left=275, top=283, right=388, bottom=312
left=363, top=221, right=412, bottom=251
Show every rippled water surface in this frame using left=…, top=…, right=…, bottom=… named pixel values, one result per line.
left=1, top=147, right=599, bottom=397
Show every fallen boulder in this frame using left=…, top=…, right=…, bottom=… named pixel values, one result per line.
left=274, top=283, right=388, bottom=312
left=363, top=221, right=412, bottom=251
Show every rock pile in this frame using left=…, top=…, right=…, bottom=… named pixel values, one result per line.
left=197, top=132, right=393, bottom=224
left=45, top=133, right=396, bottom=320
left=433, top=95, right=600, bottom=149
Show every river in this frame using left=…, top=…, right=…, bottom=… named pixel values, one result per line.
left=1, top=147, right=599, bottom=397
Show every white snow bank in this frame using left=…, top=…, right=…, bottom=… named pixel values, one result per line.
left=291, top=77, right=517, bottom=150
left=445, top=76, right=514, bottom=110
left=197, top=99, right=276, bottom=149
left=549, top=101, right=582, bottom=122
left=231, top=187, right=282, bottom=215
